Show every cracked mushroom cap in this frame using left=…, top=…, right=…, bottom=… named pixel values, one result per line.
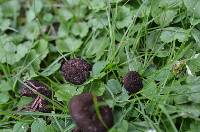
left=20, top=80, right=51, bottom=98
left=69, top=93, right=113, bottom=132
left=123, top=71, right=143, bottom=94
left=61, top=58, right=92, bottom=85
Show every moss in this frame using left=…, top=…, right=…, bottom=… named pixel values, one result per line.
left=123, top=71, right=143, bottom=93
left=61, top=58, right=92, bottom=85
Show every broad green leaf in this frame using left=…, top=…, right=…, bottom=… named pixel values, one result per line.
left=1, top=0, right=20, bottom=17
left=54, top=84, right=83, bottom=102
left=150, top=66, right=171, bottom=82
left=110, top=120, right=129, bottom=132
left=92, top=61, right=108, bottom=77
left=17, top=96, right=33, bottom=108
left=89, top=0, right=105, bottom=10
left=43, top=13, right=53, bottom=23
left=137, top=4, right=151, bottom=18
left=190, top=83, right=200, bottom=103
left=21, top=22, right=40, bottom=40
left=73, top=5, right=88, bottom=18
left=90, top=81, right=105, bottom=96
left=187, top=56, right=200, bottom=74
left=88, top=12, right=108, bottom=30
left=183, top=0, right=200, bottom=19
left=56, top=37, right=82, bottom=53
left=31, top=118, right=46, bottom=132
left=117, top=120, right=129, bottom=132
left=189, top=17, right=200, bottom=25
left=160, top=27, right=189, bottom=43
left=191, top=28, right=200, bottom=46
left=107, top=79, right=122, bottom=95
left=67, top=0, right=80, bottom=6
left=0, top=19, right=11, bottom=31
left=26, top=10, right=36, bottom=23
left=142, top=79, right=157, bottom=98
left=177, top=104, right=200, bottom=118
left=152, top=9, right=177, bottom=27
left=0, top=35, right=32, bottom=65
left=45, top=125, right=56, bottom=132
left=57, top=9, right=73, bottom=21
left=71, top=22, right=89, bottom=38
left=25, top=50, right=41, bottom=72
left=115, top=6, right=132, bottom=29
left=13, top=122, right=29, bottom=132
left=34, top=39, right=49, bottom=60
left=0, top=92, right=9, bottom=104
left=151, top=0, right=182, bottom=26
left=146, top=30, right=161, bottom=50
left=18, top=39, right=49, bottom=77
left=31, top=0, right=43, bottom=14
left=84, top=37, right=109, bottom=60
left=174, top=95, right=189, bottom=104
left=0, top=80, right=12, bottom=92
left=116, top=88, right=129, bottom=102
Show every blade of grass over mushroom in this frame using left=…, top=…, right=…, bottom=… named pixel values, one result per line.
left=92, top=94, right=109, bottom=129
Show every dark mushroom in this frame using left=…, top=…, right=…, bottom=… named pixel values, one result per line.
left=61, top=58, right=92, bottom=85
left=123, top=71, right=143, bottom=94
left=72, top=127, right=82, bottom=132
left=20, top=80, right=52, bottom=112
left=69, top=93, right=113, bottom=132
left=20, top=80, right=51, bottom=98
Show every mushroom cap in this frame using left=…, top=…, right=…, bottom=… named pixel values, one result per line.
left=123, top=71, right=143, bottom=93
left=69, top=93, right=113, bottom=132
left=20, top=80, right=51, bottom=98
left=61, top=58, right=92, bottom=85
left=72, top=127, right=82, bottom=132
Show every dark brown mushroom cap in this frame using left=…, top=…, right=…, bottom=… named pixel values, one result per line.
left=20, top=80, right=51, bottom=98
left=69, top=93, right=113, bottom=132
left=123, top=71, right=143, bottom=93
left=72, top=127, right=82, bottom=132
left=61, top=58, right=92, bottom=85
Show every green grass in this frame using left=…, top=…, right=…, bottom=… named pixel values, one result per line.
left=0, top=0, right=200, bottom=131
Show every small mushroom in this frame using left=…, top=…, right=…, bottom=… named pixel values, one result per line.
left=69, top=93, right=113, bottom=132
left=20, top=80, right=51, bottom=98
left=123, top=71, right=143, bottom=94
left=61, top=58, right=92, bottom=85
left=20, top=80, right=51, bottom=112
